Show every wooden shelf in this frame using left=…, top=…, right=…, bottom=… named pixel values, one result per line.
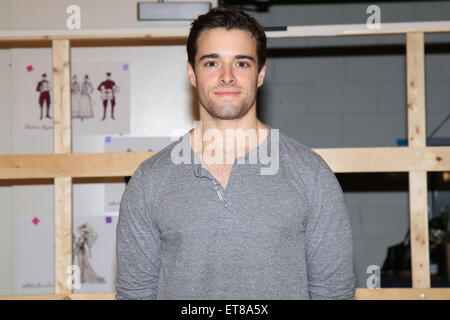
left=1, top=21, right=450, bottom=300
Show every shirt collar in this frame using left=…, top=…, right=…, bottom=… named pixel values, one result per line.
left=188, top=124, right=273, bottom=177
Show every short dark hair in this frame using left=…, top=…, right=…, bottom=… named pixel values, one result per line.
left=187, top=7, right=267, bottom=72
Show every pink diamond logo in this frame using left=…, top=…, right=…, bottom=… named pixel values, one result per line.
left=32, top=217, right=40, bottom=225
left=26, top=65, right=34, bottom=72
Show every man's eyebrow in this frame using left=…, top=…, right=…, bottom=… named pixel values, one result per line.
left=235, top=55, right=256, bottom=62
left=198, top=54, right=256, bottom=63
left=198, top=54, right=219, bottom=62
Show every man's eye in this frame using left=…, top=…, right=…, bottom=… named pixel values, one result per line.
left=205, top=61, right=216, bottom=67
left=237, top=61, right=249, bottom=67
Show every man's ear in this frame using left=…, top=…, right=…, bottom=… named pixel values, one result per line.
left=257, top=64, right=266, bottom=88
left=187, top=62, right=197, bottom=88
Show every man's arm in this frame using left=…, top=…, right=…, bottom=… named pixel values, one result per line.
left=115, top=167, right=161, bottom=300
left=305, top=159, right=355, bottom=300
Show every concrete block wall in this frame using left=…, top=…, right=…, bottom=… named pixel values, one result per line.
left=248, top=1, right=450, bottom=287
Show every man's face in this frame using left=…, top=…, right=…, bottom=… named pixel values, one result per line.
left=187, top=28, right=266, bottom=120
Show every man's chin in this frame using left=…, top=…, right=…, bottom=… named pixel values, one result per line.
left=215, top=114, right=242, bottom=120
left=208, top=108, right=247, bottom=120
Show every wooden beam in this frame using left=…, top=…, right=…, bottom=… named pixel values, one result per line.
left=1, top=289, right=450, bottom=300
left=0, top=151, right=156, bottom=179
left=406, top=32, right=430, bottom=289
left=54, top=177, right=73, bottom=295
left=407, top=33, right=426, bottom=148
left=0, top=21, right=449, bottom=44
left=52, top=39, right=72, bottom=295
left=53, top=39, right=72, bottom=155
left=408, top=171, right=431, bottom=288
left=2, top=146, right=450, bottom=179
left=0, top=294, right=69, bottom=300
left=272, top=21, right=450, bottom=38
left=0, top=27, right=190, bottom=42
left=69, top=292, right=117, bottom=300
left=355, top=288, right=450, bottom=300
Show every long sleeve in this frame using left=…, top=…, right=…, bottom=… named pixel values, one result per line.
left=305, top=158, right=355, bottom=300
left=115, top=167, right=162, bottom=299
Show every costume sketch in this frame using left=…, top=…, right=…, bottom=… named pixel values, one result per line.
left=75, top=223, right=106, bottom=284
left=36, top=73, right=51, bottom=120
left=80, top=75, right=95, bottom=120
left=97, top=72, right=120, bottom=121
left=72, top=74, right=94, bottom=121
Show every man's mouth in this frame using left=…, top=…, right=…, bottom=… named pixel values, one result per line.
left=214, top=90, right=241, bottom=97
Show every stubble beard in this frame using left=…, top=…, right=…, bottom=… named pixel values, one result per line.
left=200, top=87, right=255, bottom=121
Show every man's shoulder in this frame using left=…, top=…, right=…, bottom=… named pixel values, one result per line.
left=278, top=130, right=328, bottom=172
left=135, top=134, right=187, bottom=178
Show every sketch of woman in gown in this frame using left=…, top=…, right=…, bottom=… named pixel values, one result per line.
left=71, top=74, right=81, bottom=119
left=77, top=75, right=94, bottom=121
left=75, top=223, right=106, bottom=284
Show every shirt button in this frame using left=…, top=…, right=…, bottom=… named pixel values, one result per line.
left=224, top=201, right=231, bottom=208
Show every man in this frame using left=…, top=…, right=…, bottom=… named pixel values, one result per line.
left=36, top=73, right=51, bottom=120
left=116, top=7, right=355, bottom=300
left=97, top=72, right=119, bottom=120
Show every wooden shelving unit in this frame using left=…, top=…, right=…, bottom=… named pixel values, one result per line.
left=0, top=21, right=450, bottom=299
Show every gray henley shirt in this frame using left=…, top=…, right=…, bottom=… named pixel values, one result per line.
left=115, top=125, right=355, bottom=300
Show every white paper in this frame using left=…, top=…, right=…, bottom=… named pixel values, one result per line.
left=72, top=214, right=118, bottom=293
left=15, top=216, right=54, bottom=294
left=14, top=58, right=130, bottom=135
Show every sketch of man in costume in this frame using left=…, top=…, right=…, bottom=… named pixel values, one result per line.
left=75, top=223, right=106, bottom=284
left=36, top=73, right=51, bottom=120
left=71, top=74, right=81, bottom=119
left=97, top=72, right=119, bottom=121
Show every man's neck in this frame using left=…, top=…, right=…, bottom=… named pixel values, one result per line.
left=190, top=118, right=270, bottom=165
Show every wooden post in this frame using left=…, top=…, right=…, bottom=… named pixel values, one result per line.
left=52, top=39, right=72, bottom=295
left=406, top=32, right=430, bottom=288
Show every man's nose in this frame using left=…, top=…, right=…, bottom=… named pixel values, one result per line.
left=219, top=65, right=236, bottom=84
